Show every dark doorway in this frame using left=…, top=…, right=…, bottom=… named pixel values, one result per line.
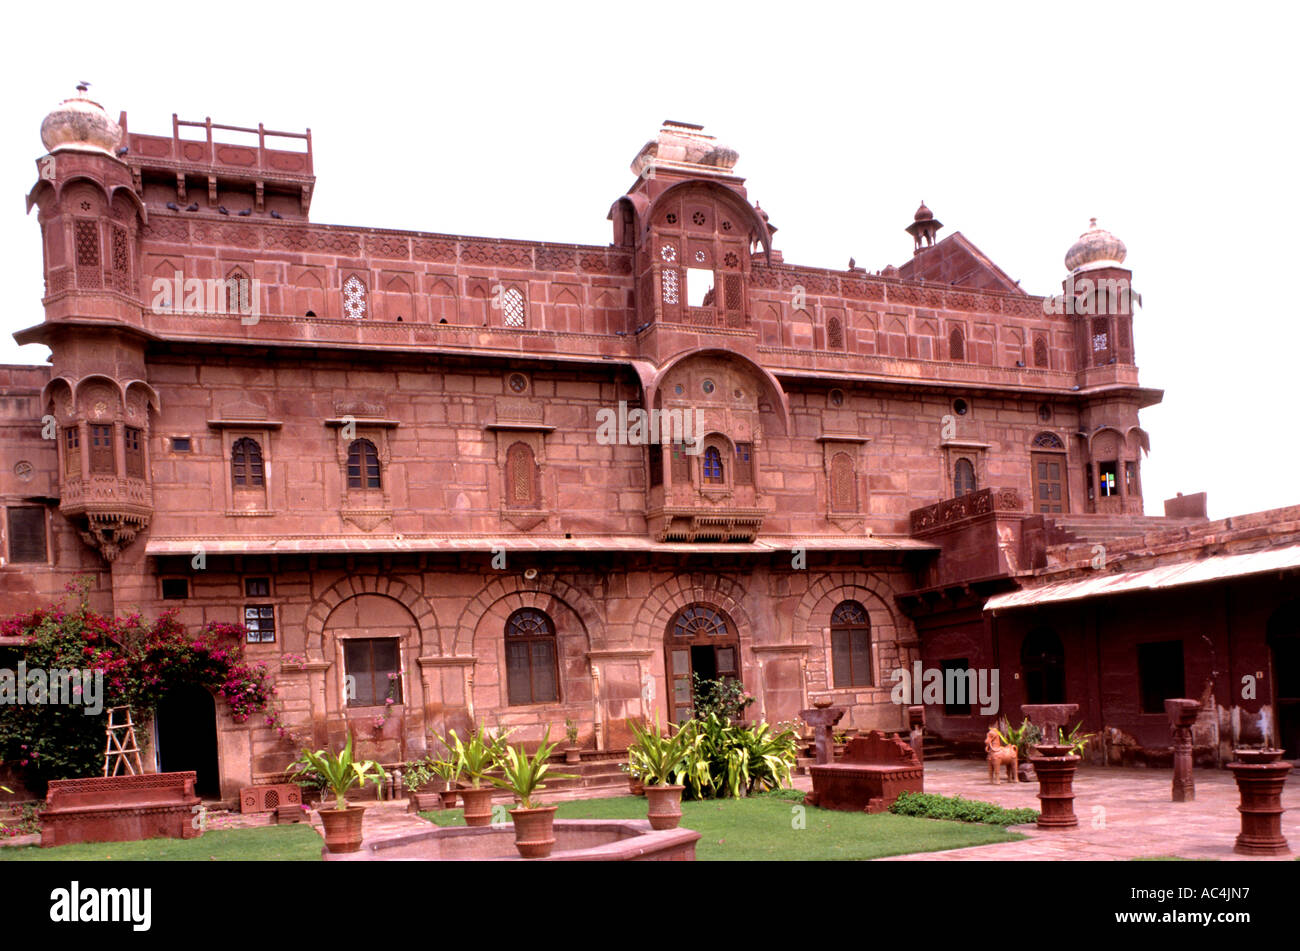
left=1268, top=603, right=1300, bottom=759
left=157, top=685, right=220, bottom=798
left=691, top=645, right=718, bottom=681
left=1021, top=628, right=1066, bottom=704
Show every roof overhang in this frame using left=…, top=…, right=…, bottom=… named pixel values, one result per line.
left=984, top=543, right=1300, bottom=614
left=145, top=534, right=937, bottom=557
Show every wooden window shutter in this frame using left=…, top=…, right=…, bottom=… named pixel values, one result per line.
left=6, top=506, right=47, bottom=563
left=734, top=443, right=754, bottom=485
left=89, top=424, right=114, bottom=474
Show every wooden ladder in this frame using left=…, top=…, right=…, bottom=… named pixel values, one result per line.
left=103, top=705, right=145, bottom=776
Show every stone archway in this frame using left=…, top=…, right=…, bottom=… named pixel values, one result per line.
left=318, top=592, right=424, bottom=763
left=304, top=574, right=438, bottom=659
left=792, top=572, right=911, bottom=730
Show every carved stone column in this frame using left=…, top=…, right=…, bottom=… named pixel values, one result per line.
left=1165, top=698, right=1200, bottom=802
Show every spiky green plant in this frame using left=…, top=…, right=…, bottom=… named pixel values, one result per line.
left=492, top=727, right=576, bottom=809
left=441, top=723, right=512, bottom=788
left=627, top=717, right=692, bottom=786
left=287, top=733, right=387, bottom=810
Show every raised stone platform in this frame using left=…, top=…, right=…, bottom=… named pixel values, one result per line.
left=40, top=772, right=201, bottom=847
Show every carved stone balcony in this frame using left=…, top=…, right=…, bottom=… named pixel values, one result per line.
left=648, top=506, right=766, bottom=543
left=60, top=475, right=153, bottom=562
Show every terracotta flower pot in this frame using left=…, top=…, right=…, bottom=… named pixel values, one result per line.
left=510, top=805, right=558, bottom=858
left=459, top=785, right=496, bottom=826
left=628, top=775, right=645, bottom=796
left=644, top=783, right=684, bottom=830
left=318, top=805, right=366, bottom=853
left=407, top=791, right=441, bottom=813
left=564, top=747, right=581, bottom=765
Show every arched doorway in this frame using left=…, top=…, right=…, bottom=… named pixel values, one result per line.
left=156, top=685, right=220, bottom=798
left=1267, top=602, right=1300, bottom=758
left=664, top=604, right=740, bottom=723
left=1021, top=628, right=1066, bottom=705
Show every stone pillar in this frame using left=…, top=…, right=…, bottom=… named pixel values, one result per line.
left=1164, top=698, right=1200, bottom=802
left=799, top=702, right=846, bottom=765
left=907, top=705, right=925, bottom=764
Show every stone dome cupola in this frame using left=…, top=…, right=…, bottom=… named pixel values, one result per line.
left=1065, top=217, right=1127, bottom=273
left=40, top=83, right=123, bottom=157
left=905, top=200, right=943, bottom=253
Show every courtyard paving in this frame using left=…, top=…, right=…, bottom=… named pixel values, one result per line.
left=869, top=759, right=1300, bottom=861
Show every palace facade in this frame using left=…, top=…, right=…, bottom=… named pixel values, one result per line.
left=2, top=87, right=1295, bottom=798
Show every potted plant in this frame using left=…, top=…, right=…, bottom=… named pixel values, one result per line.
left=628, top=718, right=692, bottom=830
left=402, top=756, right=443, bottom=813
left=563, top=717, right=582, bottom=765
left=442, top=724, right=511, bottom=826
left=288, top=733, right=387, bottom=853
left=493, top=727, right=577, bottom=858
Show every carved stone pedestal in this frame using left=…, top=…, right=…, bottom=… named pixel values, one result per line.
left=1227, top=749, right=1292, bottom=856
left=799, top=703, right=846, bottom=765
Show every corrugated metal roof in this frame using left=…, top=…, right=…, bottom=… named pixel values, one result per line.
left=144, top=534, right=936, bottom=557
left=984, top=543, right=1300, bottom=612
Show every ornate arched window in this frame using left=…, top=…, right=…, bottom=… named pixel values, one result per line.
left=1032, top=431, right=1065, bottom=450
left=501, top=287, right=526, bottom=327
left=827, top=315, right=844, bottom=350
left=1033, top=335, right=1049, bottom=369
left=347, top=438, right=381, bottom=490
left=830, top=600, right=872, bottom=687
left=506, top=442, right=536, bottom=506
left=949, top=327, right=965, bottom=362
left=672, top=605, right=730, bottom=640
left=702, top=445, right=724, bottom=484
left=1021, top=628, right=1065, bottom=704
left=830, top=452, right=856, bottom=512
left=231, top=437, right=264, bottom=487
left=954, top=457, right=977, bottom=496
left=505, top=608, right=558, bottom=705
left=342, top=274, right=368, bottom=319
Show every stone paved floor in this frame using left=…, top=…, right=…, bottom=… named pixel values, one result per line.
left=201, top=761, right=1300, bottom=861
left=872, top=759, right=1300, bottom=861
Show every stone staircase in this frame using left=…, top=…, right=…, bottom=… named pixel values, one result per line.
left=921, top=731, right=958, bottom=762
left=1045, top=513, right=1205, bottom=545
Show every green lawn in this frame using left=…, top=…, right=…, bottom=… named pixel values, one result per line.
left=0, top=824, right=323, bottom=861
left=1, top=792, right=1025, bottom=861
left=422, top=792, right=1025, bottom=860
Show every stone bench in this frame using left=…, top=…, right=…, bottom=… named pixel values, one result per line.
left=806, top=731, right=924, bottom=814
left=40, top=772, right=201, bottom=847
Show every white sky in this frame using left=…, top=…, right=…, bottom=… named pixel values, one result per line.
left=2, top=1, right=1296, bottom=520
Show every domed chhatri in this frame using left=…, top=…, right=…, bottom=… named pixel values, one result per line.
left=1065, top=217, right=1127, bottom=273
left=905, top=200, right=942, bottom=253
left=40, top=83, right=123, bottom=157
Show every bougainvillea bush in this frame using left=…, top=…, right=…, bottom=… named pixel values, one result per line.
left=0, top=579, right=275, bottom=786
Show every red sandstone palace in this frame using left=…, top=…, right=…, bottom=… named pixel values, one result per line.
left=1, top=87, right=1296, bottom=798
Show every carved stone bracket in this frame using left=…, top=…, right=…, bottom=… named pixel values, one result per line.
left=78, top=512, right=150, bottom=562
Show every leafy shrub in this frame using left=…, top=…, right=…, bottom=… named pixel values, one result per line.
left=889, top=791, right=1038, bottom=826
left=691, top=674, right=755, bottom=723
left=673, top=713, right=798, bottom=800
left=0, top=578, right=274, bottom=785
